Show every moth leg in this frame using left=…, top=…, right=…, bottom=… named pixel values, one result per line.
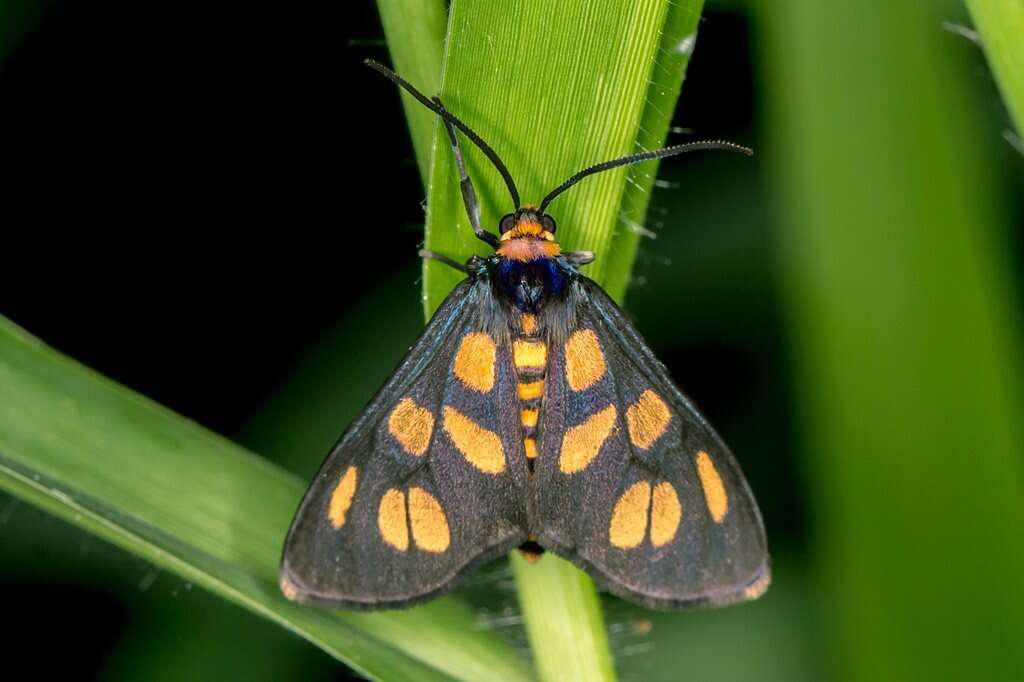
left=564, top=250, right=595, bottom=267
left=432, top=96, right=500, bottom=249
left=418, top=248, right=470, bottom=273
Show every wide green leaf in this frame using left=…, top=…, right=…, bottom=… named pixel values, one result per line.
left=758, top=0, right=1024, bottom=679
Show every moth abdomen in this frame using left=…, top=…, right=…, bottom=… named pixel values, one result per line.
left=511, top=316, right=550, bottom=470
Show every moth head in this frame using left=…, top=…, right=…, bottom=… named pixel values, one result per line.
left=495, top=207, right=562, bottom=262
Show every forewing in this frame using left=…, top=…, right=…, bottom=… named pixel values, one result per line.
left=281, top=280, right=529, bottom=608
left=533, top=276, right=769, bottom=609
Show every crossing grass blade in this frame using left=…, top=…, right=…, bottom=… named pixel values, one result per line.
left=0, top=318, right=531, bottom=682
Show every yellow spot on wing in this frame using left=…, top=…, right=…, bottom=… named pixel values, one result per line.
left=609, top=481, right=651, bottom=549
left=696, top=450, right=729, bottom=522
left=327, top=465, right=358, bottom=529
left=408, top=487, right=450, bottom=553
left=442, top=406, right=506, bottom=473
left=559, top=404, right=617, bottom=474
left=378, top=488, right=409, bottom=551
left=523, top=437, right=538, bottom=459
left=513, top=339, right=547, bottom=369
left=521, top=409, right=538, bottom=428
left=565, top=329, right=606, bottom=392
left=626, top=390, right=671, bottom=450
left=453, top=332, right=496, bottom=393
left=388, top=398, right=434, bottom=456
left=518, top=380, right=544, bottom=400
left=650, top=482, right=682, bottom=547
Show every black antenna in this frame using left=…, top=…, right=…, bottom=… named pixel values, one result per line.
left=365, top=59, right=521, bottom=209
left=538, top=140, right=753, bottom=213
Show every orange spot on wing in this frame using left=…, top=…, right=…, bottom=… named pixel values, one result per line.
left=565, top=330, right=606, bottom=391
left=650, top=482, right=682, bottom=547
left=521, top=313, right=538, bottom=335
left=696, top=450, right=729, bottom=522
left=523, top=437, right=538, bottom=459
left=626, top=390, right=671, bottom=450
left=521, top=409, right=539, bottom=428
left=327, top=465, right=358, bottom=529
left=408, top=487, right=450, bottom=553
left=378, top=488, right=409, bottom=551
left=609, top=481, right=651, bottom=549
left=559, top=404, right=617, bottom=474
left=442, top=406, right=506, bottom=474
left=453, top=332, right=496, bottom=393
left=388, top=398, right=434, bottom=456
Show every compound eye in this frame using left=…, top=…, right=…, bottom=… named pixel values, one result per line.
left=540, top=214, right=556, bottom=233
left=499, top=213, right=517, bottom=234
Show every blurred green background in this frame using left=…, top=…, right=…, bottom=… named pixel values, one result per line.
left=2, top=0, right=1022, bottom=680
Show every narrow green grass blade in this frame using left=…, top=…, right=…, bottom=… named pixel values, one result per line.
left=965, top=0, right=1024, bottom=136
left=376, top=0, right=448, bottom=183
left=412, top=1, right=706, bottom=680
left=510, top=553, right=615, bottom=682
left=759, top=0, right=1024, bottom=679
left=0, top=318, right=530, bottom=682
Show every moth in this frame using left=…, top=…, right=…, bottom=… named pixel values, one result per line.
left=280, top=60, right=769, bottom=610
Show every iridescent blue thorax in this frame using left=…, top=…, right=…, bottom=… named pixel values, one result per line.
left=494, top=257, right=567, bottom=312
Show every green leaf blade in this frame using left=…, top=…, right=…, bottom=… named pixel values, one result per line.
left=423, top=0, right=701, bottom=314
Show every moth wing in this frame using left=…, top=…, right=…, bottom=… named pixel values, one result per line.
left=533, top=276, right=769, bottom=608
left=281, top=280, right=530, bottom=608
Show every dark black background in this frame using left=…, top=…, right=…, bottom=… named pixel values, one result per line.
left=3, top=0, right=423, bottom=436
